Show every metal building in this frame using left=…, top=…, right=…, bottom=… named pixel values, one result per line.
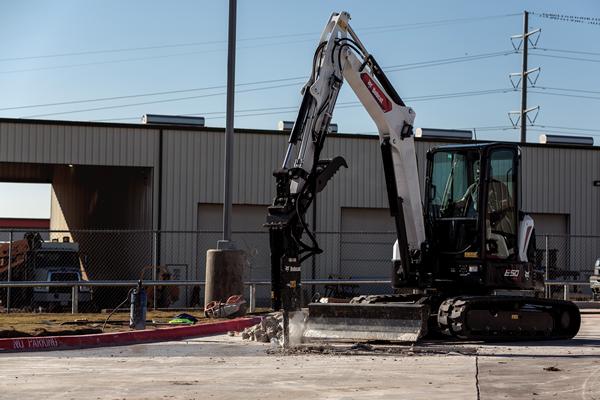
left=0, top=118, right=598, bottom=300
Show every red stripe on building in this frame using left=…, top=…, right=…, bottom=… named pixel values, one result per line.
left=0, top=218, right=50, bottom=229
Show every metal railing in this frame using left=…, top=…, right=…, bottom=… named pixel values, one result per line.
left=0, top=279, right=392, bottom=314
left=544, top=281, right=591, bottom=301
left=0, top=278, right=589, bottom=315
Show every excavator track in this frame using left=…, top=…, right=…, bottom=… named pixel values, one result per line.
left=437, top=296, right=580, bottom=341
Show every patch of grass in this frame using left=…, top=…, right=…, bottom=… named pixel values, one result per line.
left=0, top=310, right=210, bottom=338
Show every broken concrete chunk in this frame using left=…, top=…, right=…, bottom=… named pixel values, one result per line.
left=240, top=313, right=283, bottom=343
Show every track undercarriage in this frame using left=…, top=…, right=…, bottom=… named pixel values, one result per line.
left=437, top=295, right=581, bottom=341
left=302, top=293, right=581, bottom=343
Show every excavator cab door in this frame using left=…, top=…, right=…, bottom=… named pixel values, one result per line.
left=482, top=146, right=519, bottom=261
left=480, top=145, right=536, bottom=290
left=425, top=143, right=531, bottom=290
left=426, top=147, right=482, bottom=267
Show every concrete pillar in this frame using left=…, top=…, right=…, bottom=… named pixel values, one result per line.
left=204, top=249, right=245, bottom=306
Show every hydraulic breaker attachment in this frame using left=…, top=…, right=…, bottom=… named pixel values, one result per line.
left=302, top=302, right=429, bottom=343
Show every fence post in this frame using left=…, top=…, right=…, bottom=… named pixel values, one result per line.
left=545, top=234, right=549, bottom=299
left=152, top=231, right=157, bottom=311
left=6, top=231, right=12, bottom=313
left=249, top=283, right=256, bottom=313
left=71, top=285, right=79, bottom=314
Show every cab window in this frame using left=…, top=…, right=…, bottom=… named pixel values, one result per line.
left=486, top=149, right=517, bottom=259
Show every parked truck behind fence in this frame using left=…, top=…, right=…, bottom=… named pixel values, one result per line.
left=0, top=232, right=93, bottom=311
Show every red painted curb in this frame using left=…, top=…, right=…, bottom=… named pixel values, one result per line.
left=0, top=316, right=262, bottom=353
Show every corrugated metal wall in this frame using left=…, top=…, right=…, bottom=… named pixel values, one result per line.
left=0, top=121, right=158, bottom=167
left=3, top=120, right=596, bottom=237
left=521, top=146, right=600, bottom=235
left=159, top=129, right=449, bottom=232
left=1, top=119, right=599, bottom=284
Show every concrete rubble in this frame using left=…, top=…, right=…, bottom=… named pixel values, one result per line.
left=238, top=313, right=283, bottom=343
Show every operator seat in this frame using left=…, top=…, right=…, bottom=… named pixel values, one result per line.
left=486, top=179, right=515, bottom=259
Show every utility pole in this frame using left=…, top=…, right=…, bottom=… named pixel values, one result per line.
left=520, top=11, right=529, bottom=144
left=509, top=11, right=540, bottom=143
left=220, top=0, right=237, bottom=248
left=205, top=0, right=245, bottom=310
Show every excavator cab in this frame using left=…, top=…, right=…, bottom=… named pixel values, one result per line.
left=424, top=143, right=530, bottom=292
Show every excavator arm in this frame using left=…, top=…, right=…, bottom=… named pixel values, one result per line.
left=266, top=11, right=426, bottom=316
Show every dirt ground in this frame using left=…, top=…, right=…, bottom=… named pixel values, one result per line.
left=0, top=310, right=217, bottom=338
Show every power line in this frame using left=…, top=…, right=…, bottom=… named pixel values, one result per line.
left=0, top=13, right=520, bottom=63
left=0, top=39, right=318, bottom=75
left=535, top=47, right=600, bottom=58
left=406, top=88, right=515, bottom=101
left=359, top=12, right=520, bottom=32
left=532, top=12, right=600, bottom=26
left=385, top=50, right=515, bottom=71
left=531, top=124, right=600, bottom=133
left=533, top=86, right=600, bottom=96
left=529, top=90, right=600, bottom=101
left=0, top=41, right=516, bottom=76
left=450, top=125, right=600, bottom=136
left=0, top=76, right=306, bottom=112
left=3, top=51, right=516, bottom=112
left=22, top=82, right=303, bottom=118
left=457, top=125, right=515, bottom=131
left=0, top=40, right=228, bottom=63
left=87, top=88, right=515, bottom=122
left=529, top=51, right=600, bottom=63
left=357, top=126, right=515, bottom=136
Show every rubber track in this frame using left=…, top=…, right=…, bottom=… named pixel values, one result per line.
left=437, top=296, right=581, bottom=341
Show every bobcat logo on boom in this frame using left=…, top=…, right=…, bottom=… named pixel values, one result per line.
left=360, top=73, right=392, bottom=113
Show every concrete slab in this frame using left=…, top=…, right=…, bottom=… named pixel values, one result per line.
left=0, top=314, right=599, bottom=400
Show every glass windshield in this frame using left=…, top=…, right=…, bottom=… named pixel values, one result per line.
left=429, top=151, right=480, bottom=219
left=34, top=251, right=80, bottom=269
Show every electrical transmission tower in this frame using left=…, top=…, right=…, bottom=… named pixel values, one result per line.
left=508, top=11, right=541, bottom=143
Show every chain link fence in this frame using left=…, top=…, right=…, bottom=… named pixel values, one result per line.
left=536, top=234, right=600, bottom=299
left=0, top=229, right=598, bottom=312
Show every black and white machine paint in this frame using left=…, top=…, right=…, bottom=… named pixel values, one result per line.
left=266, top=11, right=580, bottom=345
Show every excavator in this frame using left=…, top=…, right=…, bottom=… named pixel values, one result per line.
left=266, top=11, right=581, bottom=345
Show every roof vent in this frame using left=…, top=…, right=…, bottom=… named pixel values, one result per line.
left=539, top=134, right=593, bottom=146
left=415, top=128, right=472, bottom=140
left=142, top=114, right=205, bottom=127
left=277, top=121, right=294, bottom=131
left=277, top=120, right=338, bottom=133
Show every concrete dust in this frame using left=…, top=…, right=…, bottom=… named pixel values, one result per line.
left=270, top=342, right=478, bottom=357
left=287, top=310, right=307, bottom=346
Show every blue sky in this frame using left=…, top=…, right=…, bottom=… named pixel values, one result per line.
left=0, top=1, right=599, bottom=218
